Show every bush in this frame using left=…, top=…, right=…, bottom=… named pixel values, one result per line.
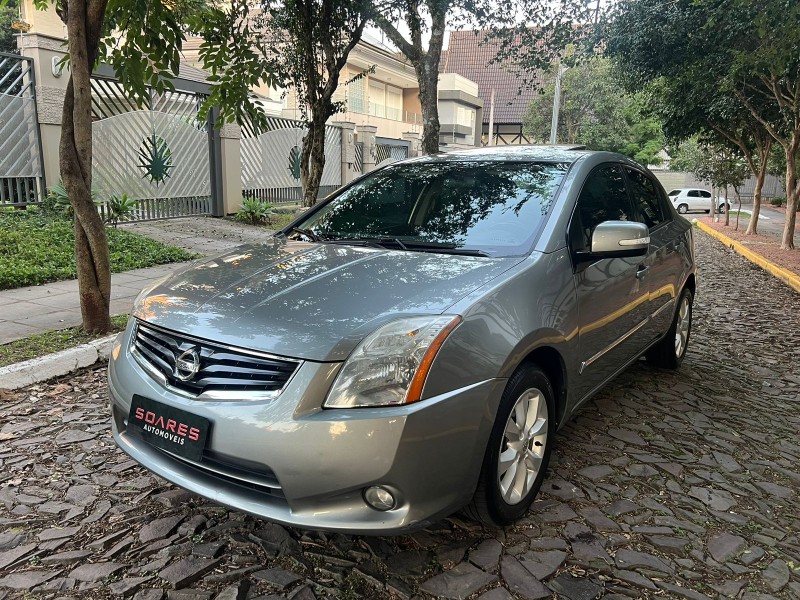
left=42, top=182, right=100, bottom=219
left=106, top=193, right=138, bottom=226
left=235, top=197, right=274, bottom=225
left=770, top=197, right=785, bottom=207
left=41, top=182, right=73, bottom=219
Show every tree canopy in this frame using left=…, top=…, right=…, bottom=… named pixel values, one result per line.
left=522, top=58, right=665, bottom=165
left=604, top=0, right=800, bottom=247
left=372, top=0, right=592, bottom=155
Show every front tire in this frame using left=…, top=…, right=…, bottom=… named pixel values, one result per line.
left=646, top=288, right=693, bottom=369
left=464, top=365, right=555, bottom=526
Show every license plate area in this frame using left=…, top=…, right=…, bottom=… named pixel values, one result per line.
left=127, top=395, right=210, bottom=461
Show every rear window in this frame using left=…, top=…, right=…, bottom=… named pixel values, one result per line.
left=296, top=161, right=570, bottom=257
left=668, top=189, right=680, bottom=196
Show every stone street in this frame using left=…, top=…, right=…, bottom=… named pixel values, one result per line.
left=0, top=231, right=798, bottom=600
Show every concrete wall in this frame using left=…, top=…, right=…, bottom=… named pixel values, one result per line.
left=17, top=33, right=69, bottom=191
left=18, top=0, right=66, bottom=38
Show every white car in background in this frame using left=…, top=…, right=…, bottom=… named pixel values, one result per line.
left=668, top=188, right=730, bottom=214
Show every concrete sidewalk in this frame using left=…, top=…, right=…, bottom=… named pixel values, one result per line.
left=0, top=217, right=275, bottom=344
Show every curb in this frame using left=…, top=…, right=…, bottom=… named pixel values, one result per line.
left=696, top=221, right=800, bottom=294
left=0, top=334, right=117, bottom=390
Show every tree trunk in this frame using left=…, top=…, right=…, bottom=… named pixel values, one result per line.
left=301, top=117, right=327, bottom=208
left=781, top=136, right=799, bottom=250
left=61, top=0, right=112, bottom=334
left=723, top=184, right=730, bottom=226
left=745, top=138, right=771, bottom=235
left=710, top=186, right=716, bottom=221
left=735, top=187, right=741, bottom=231
left=416, top=60, right=440, bottom=155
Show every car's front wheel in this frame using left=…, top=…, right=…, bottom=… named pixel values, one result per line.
left=646, top=287, right=693, bottom=369
left=677, top=203, right=689, bottom=214
left=465, top=364, right=555, bottom=526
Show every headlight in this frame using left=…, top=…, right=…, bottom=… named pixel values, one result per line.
left=324, top=315, right=462, bottom=408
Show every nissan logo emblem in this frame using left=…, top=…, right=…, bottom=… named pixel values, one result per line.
left=174, top=347, right=200, bottom=381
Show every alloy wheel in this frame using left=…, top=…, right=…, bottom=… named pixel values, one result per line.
left=675, top=295, right=691, bottom=358
left=498, top=388, right=548, bottom=505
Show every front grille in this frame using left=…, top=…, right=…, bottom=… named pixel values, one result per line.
left=132, top=320, right=299, bottom=399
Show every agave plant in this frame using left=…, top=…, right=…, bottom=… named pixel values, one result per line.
left=138, top=134, right=174, bottom=186
left=235, top=197, right=274, bottom=225
left=105, top=193, right=138, bottom=227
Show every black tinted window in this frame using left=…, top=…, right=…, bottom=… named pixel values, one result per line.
left=570, top=165, right=632, bottom=253
left=700, top=190, right=712, bottom=198
left=625, top=168, right=666, bottom=228
left=688, top=190, right=700, bottom=197
left=297, top=161, right=569, bottom=257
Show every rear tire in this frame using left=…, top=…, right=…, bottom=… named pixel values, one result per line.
left=464, top=365, right=555, bottom=527
left=677, top=204, right=688, bottom=214
left=646, top=288, right=693, bottom=369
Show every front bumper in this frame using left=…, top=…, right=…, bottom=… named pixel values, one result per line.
left=108, top=326, right=505, bottom=534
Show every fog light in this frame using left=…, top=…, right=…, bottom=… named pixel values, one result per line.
left=364, top=486, right=396, bottom=511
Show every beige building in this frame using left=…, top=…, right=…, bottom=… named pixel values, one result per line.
left=182, top=32, right=483, bottom=148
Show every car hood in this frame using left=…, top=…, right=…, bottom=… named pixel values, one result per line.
left=135, top=238, right=522, bottom=361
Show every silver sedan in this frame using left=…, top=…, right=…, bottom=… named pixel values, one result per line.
left=109, top=146, right=696, bottom=533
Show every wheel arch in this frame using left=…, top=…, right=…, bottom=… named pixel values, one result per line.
left=515, top=346, right=568, bottom=428
left=683, top=272, right=696, bottom=297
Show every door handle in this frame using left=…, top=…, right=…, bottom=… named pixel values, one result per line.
left=636, top=264, right=650, bottom=279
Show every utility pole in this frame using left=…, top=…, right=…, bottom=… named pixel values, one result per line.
left=487, top=88, right=495, bottom=146
left=549, top=62, right=565, bottom=145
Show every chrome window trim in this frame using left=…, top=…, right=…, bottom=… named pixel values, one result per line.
left=129, top=320, right=303, bottom=402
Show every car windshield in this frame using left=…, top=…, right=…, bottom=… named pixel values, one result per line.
left=293, top=160, right=569, bottom=257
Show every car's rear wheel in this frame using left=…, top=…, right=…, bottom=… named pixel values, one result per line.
left=464, top=365, right=555, bottom=526
left=646, top=287, right=693, bottom=369
left=677, top=203, right=689, bottom=214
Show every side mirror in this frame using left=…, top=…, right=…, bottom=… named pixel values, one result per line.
left=577, top=221, right=650, bottom=261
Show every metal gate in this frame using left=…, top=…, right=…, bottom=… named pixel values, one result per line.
left=90, top=76, right=212, bottom=221
left=241, top=116, right=342, bottom=204
left=0, top=52, right=45, bottom=206
left=375, top=142, right=409, bottom=166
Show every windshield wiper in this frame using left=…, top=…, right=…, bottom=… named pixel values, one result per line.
left=283, top=227, right=325, bottom=242
left=397, top=241, right=492, bottom=257
left=332, top=237, right=408, bottom=250
left=338, top=237, right=492, bottom=257
left=420, top=247, right=493, bottom=257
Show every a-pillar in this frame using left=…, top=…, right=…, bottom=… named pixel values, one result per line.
left=332, top=120, right=357, bottom=186
left=402, top=131, right=421, bottom=158
left=356, top=124, right=377, bottom=173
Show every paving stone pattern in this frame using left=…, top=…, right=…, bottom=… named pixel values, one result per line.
left=1, top=231, right=799, bottom=599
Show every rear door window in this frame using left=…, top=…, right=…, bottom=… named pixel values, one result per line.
left=625, top=168, right=666, bottom=229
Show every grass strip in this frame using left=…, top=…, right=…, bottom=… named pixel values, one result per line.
left=0, top=314, right=129, bottom=368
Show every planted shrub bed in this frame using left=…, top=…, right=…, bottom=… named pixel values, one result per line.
left=0, top=209, right=195, bottom=290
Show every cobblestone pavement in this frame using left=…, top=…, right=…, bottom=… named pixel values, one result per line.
left=1, top=231, right=799, bottom=600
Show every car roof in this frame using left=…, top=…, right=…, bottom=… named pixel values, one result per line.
left=403, top=144, right=592, bottom=165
